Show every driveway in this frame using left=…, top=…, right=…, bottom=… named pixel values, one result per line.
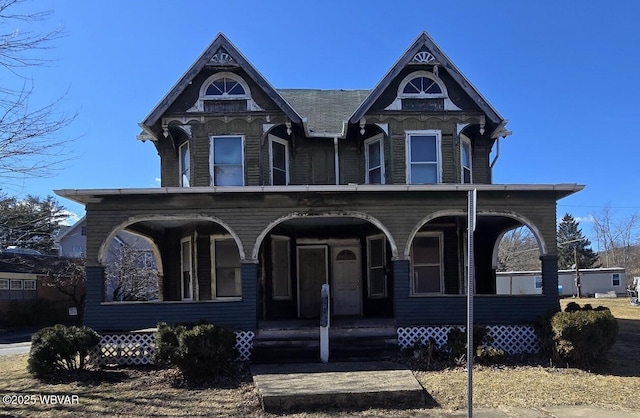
left=0, top=328, right=34, bottom=356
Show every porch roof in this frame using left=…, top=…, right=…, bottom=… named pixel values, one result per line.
left=55, top=183, right=584, bottom=205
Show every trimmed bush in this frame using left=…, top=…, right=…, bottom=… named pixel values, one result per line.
left=154, top=322, right=236, bottom=379
left=445, top=325, right=491, bottom=361
left=535, top=303, right=618, bottom=365
left=27, top=324, right=100, bottom=377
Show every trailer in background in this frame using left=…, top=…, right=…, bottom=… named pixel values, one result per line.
left=496, top=267, right=626, bottom=296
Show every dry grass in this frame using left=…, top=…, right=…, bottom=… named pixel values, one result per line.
left=0, top=297, right=637, bottom=416
left=416, top=297, right=640, bottom=410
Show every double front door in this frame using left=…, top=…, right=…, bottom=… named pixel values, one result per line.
left=297, top=242, right=362, bottom=318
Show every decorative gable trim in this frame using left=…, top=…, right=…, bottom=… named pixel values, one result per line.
left=349, top=31, right=506, bottom=127
left=141, top=33, right=302, bottom=138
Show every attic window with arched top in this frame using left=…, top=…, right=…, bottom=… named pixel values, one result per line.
left=193, top=72, right=263, bottom=113
left=402, top=76, right=442, bottom=95
left=205, top=77, right=246, bottom=97
left=399, top=72, right=445, bottom=98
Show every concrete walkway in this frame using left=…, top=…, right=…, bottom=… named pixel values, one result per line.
left=251, top=361, right=640, bottom=417
left=251, top=361, right=424, bottom=412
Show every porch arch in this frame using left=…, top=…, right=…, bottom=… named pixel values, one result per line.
left=404, top=209, right=547, bottom=259
left=251, top=211, right=398, bottom=261
left=98, top=214, right=246, bottom=265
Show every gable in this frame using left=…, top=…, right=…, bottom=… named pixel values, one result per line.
left=349, top=32, right=508, bottom=137
left=140, top=34, right=302, bottom=140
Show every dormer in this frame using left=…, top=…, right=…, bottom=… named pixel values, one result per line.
left=187, top=71, right=264, bottom=113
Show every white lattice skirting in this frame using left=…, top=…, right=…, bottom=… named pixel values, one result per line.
left=397, top=325, right=539, bottom=355
left=91, top=331, right=255, bottom=366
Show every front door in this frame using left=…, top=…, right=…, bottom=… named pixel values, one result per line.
left=331, top=245, right=362, bottom=316
left=297, top=246, right=327, bottom=318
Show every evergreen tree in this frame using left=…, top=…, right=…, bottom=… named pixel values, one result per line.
left=0, top=193, right=68, bottom=254
left=557, top=213, right=600, bottom=269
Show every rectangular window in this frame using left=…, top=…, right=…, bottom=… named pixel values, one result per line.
left=0, top=279, right=8, bottom=300
left=271, top=236, right=291, bottom=299
left=411, top=233, right=443, bottom=295
left=180, top=237, right=193, bottom=301
left=10, top=280, right=23, bottom=290
left=612, top=273, right=621, bottom=287
left=270, top=136, right=289, bottom=185
left=179, top=141, right=190, bottom=187
left=406, top=131, right=441, bottom=184
left=365, top=136, right=384, bottom=184
left=211, top=237, right=241, bottom=298
left=23, top=279, right=36, bottom=299
left=210, top=135, right=244, bottom=186
left=461, top=136, right=472, bottom=184
left=534, top=276, right=543, bottom=289
left=367, top=235, right=387, bottom=297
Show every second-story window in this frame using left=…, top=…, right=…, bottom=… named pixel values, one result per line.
left=406, top=130, right=441, bottom=184
left=179, top=141, right=190, bottom=187
left=210, top=135, right=244, bottom=186
left=461, top=137, right=472, bottom=184
left=269, top=136, right=289, bottom=185
left=365, top=135, right=385, bottom=184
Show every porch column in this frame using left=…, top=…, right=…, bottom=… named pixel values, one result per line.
left=392, top=259, right=411, bottom=326
left=84, top=265, right=105, bottom=329
left=240, top=262, right=258, bottom=330
left=540, top=254, right=560, bottom=297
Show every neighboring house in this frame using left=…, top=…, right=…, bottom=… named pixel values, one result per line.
left=56, top=32, right=583, bottom=336
left=55, top=216, right=87, bottom=258
left=0, top=252, right=80, bottom=327
left=497, top=267, right=626, bottom=297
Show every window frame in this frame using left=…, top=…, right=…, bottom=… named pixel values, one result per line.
left=364, top=135, right=385, bottom=185
left=410, top=231, right=444, bottom=296
left=398, top=71, right=447, bottom=99
left=534, top=276, right=543, bottom=290
left=406, top=130, right=442, bottom=184
left=210, top=235, right=242, bottom=300
left=460, top=135, right=472, bottom=184
left=179, top=140, right=190, bottom=187
left=367, top=235, right=387, bottom=298
left=271, top=235, right=291, bottom=300
left=209, top=135, right=245, bottom=186
left=10, top=279, right=23, bottom=290
left=269, top=135, right=289, bottom=186
left=180, top=237, right=193, bottom=301
left=612, top=273, right=621, bottom=287
left=200, top=72, right=251, bottom=100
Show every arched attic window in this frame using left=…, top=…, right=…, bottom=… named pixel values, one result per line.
left=190, top=72, right=263, bottom=112
left=385, top=71, right=460, bottom=111
left=203, top=75, right=248, bottom=98
left=401, top=75, right=443, bottom=97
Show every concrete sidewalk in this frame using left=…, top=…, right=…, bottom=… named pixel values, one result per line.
left=251, top=361, right=640, bottom=417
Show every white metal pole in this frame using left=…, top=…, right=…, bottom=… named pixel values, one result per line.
left=320, top=283, right=330, bottom=363
left=467, top=189, right=477, bottom=418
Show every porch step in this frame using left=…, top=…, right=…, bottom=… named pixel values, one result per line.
left=251, top=361, right=425, bottom=412
left=251, top=325, right=399, bottom=364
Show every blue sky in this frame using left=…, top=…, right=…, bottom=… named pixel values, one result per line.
left=5, top=0, right=640, bottom=247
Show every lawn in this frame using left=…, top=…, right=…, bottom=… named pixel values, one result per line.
left=0, top=298, right=637, bottom=417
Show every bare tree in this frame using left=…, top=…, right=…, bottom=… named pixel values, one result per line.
left=105, top=234, right=159, bottom=302
left=498, top=226, right=541, bottom=272
left=0, top=0, right=75, bottom=182
left=42, top=256, right=86, bottom=321
left=592, top=206, right=640, bottom=280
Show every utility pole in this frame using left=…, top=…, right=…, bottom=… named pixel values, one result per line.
left=574, top=246, right=581, bottom=298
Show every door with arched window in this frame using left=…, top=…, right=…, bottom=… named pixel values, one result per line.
left=331, top=244, right=362, bottom=316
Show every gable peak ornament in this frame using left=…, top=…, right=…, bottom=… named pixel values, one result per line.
left=210, top=48, right=234, bottom=65
left=413, top=51, right=436, bottom=63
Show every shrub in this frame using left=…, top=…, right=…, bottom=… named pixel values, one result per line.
left=153, top=322, right=236, bottom=379
left=445, top=326, right=491, bottom=362
left=27, top=324, right=100, bottom=377
left=535, top=303, right=618, bottom=366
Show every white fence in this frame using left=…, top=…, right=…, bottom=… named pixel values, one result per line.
left=397, top=325, right=539, bottom=354
left=91, top=330, right=255, bottom=366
